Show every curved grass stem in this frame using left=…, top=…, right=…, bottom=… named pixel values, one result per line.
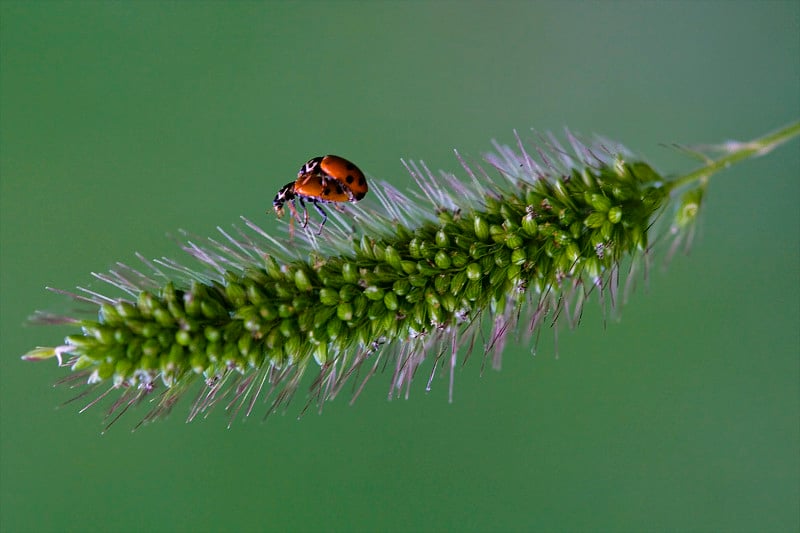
left=666, top=120, right=800, bottom=193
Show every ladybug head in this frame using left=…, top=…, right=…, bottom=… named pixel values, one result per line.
left=273, top=182, right=296, bottom=217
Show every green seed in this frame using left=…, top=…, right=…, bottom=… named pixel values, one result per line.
left=408, top=238, right=422, bottom=259
left=137, top=291, right=157, bottom=317
left=449, top=270, right=467, bottom=295
left=234, top=333, right=251, bottom=358
left=489, top=224, right=505, bottom=243
left=418, top=240, right=436, bottom=260
left=313, top=343, right=328, bottom=366
left=368, top=300, right=386, bottom=321
left=465, top=279, right=482, bottom=301
left=521, top=213, right=538, bottom=237
left=294, top=269, right=313, bottom=292
left=114, top=328, right=132, bottom=344
left=326, top=317, right=344, bottom=340
left=246, top=283, right=268, bottom=305
left=352, top=294, right=368, bottom=319
left=204, top=327, right=221, bottom=343
left=359, top=235, right=375, bottom=259
left=434, top=250, right=452, bottom=269
left=65, top=334, right=96, bottom=350
left=153, top=308, right=174, bottom=327
left=473, top=216, right=489, bottom=241
left=115, top=301, right=139, bottom=319
left=337, top=302, right=353, bottom=321
left=190, top=352, right=208, bottom=373
left=392, top=279, right=410, bottom=295
left=139, top=322, right=159, bottom=338
left=451, top=251, right=468, bottom=268
left=406, top=287, right=424, bottom=303
left=206, top=341, right=222, bottom=362
left=409, top=274, right=428, bottom=288
left=319, top=288, right=339, bottom=306
left=384, top=246, right=402, bottom=270
left=342, top=262, right=358, bottom=283
left=97, top=361, right=115, bottom=380
left=441, top=293, right=457, bottom=312
left=383, top=291, right=399, bottom=311
left=364, top=286, right=385, bottom=301
left=505, top=233, right=524, bottom=250
left=175, top=330, right=191, bottom=346
left=585, top=212, right=607, bottom=228
left=371, top=242, right=386, bottom=262
left=589, top=193, right=612, bottom=212
left=71, top=355, right=94, bottom=371
left=99, top=304, right=121, bottom=326
left=435, top=229, right=450, bottom=247
left=313, top=305, right=337, bottom=328
left=434, top=273, right=450, bottom=294
left=263, top=255, right=282, bottom=280
left=398, top=260, right=415, bottom=274
left=339, top=284, right=360, bottom=302
left=466, top=262, right=482, bottom=281
left=279, top=318, right=296, bottom=338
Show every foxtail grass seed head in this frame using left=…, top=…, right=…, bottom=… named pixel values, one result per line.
left=22, top=123, right=799, bottom=431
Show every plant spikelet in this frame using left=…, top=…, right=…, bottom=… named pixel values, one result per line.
left=24, top=123, right=796, bottom=431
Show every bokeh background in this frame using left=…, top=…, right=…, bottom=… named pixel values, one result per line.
left=2, top=2, right=798, bottom=532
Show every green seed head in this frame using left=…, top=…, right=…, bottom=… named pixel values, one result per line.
left=22, top=127, right=721, bottom=430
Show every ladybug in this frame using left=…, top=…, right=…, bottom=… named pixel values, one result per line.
left=273, top=155, right=368, bottom=234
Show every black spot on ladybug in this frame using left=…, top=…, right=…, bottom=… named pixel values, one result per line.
left=323, top=187, right=331, bottom=196
left=346, top=163, right=355, bottom=169
left=334, top=182, right=343, bottom=193
left=358, top=176, right=366, bottom=186
left=345, top=174, right=354, bottom=184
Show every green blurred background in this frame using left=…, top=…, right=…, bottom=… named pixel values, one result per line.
left=1, top=2, right=798, bottom=532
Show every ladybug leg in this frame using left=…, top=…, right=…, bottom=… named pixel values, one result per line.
left=297, top=197, right=310, bottom=229
left=311, top=201, right=328, bottom=234
left=285, top=198, right=302, bottom=225
left=281, top=199, right=299, bottom=237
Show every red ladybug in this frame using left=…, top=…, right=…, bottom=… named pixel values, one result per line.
left=273, top=155, right=368, bottom=233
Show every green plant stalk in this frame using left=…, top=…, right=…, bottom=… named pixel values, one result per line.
left=22, top=123, right=799, bottom=430
left=665, top=121, right=800, bottom=192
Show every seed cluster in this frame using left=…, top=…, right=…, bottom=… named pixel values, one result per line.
left=24, top=137, right=673, bottom=428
